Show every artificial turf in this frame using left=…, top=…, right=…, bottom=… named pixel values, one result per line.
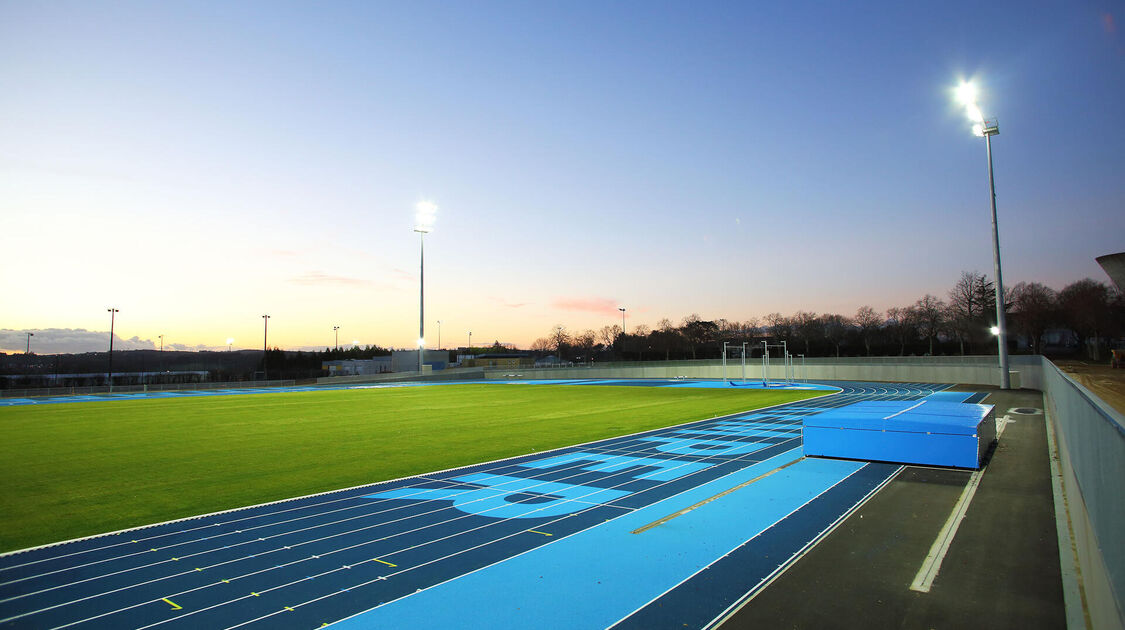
left=0, top=384, right=827, bottom=553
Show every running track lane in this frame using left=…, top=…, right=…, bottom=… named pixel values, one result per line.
left=0, top=381, right=950, bottom=629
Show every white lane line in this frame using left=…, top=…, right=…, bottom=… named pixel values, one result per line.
left=910, top=460, right=990, bottom=593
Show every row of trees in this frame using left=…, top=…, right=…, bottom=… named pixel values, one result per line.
left=531, top=272, right=1124, bottom=362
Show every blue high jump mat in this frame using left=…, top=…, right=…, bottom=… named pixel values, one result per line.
left=802, top=400, right=996, bottom=469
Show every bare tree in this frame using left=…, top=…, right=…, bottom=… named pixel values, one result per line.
left=854, top=306, right=881, bottom=356
left=1008, top=282, right=1056, bottom=354
left=791, top=311, right=819, bottom=355
left=914, top=294, right=945, bottom=355
left=1059, top=279, right=1113, bottom=360
left=575, top=329, right=598, bottom=362
left=885, top=306, right=918, bottom=356
left=550, top=325, right=570, bottom=362
left=821, top=313, right=851, bottom=357
left=530, top=337, right=553, bottom=352
left=599, top=325, right=621, bottom=347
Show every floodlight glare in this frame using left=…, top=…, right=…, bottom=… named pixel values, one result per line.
left=414, top=200, right=438, bottom=233
left=417, top=337, right=425, bottom=348
left=955, top=80, right=978, bottom=106
left=990, top=326, right=1000, bottom=335
left=972, top=123, right=985, bottom=137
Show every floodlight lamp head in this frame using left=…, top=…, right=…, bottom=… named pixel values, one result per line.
left=972, top=123, right=985, bottom=137
left=226, top=337, right=234, bottom=344
left=414, top=200, right=438, bottom=233
left=417, top=337, right=425, bottom=348
left=990, top=326, right=1001, bottom=335
left=955, top=80, right=978, bottom=107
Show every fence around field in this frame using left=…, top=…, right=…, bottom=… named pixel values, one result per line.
left=0, top=379, right=299, bottom=398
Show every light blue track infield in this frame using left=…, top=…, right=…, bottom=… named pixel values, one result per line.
left=332, top=452, right=868, bottom=629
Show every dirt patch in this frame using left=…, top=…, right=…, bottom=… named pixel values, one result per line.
left=1054, top=360, right=1125, bottom=417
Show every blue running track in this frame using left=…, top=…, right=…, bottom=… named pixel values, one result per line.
left=0, top=380, right=959, bottom=629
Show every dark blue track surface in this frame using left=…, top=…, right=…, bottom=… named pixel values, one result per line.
left=0, top=380, right=953, bottom=629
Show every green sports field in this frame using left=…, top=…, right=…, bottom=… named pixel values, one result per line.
left=0, top=384, right=826, bottom=553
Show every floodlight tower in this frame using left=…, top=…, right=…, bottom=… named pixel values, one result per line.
left=333, top=325, right=340, bottom=351
left=262, top=314, right=270, bottom=380
left=107, top=308, right=118, bottom=391
left=26, top=332, right=33, bottom=354
left=956, top=80, right=1010, bottom=389
left=618, top=307, right=626, bottom=335
left=414, top=201, right=437, bottom=374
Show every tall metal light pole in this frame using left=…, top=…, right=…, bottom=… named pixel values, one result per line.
left=333, top=326, right=340, bottom=351
left=107, top=308, right=118, bottom=391
left=26, top=332, right=33, bottom=354
left=618, top=307, right=626, bottom=335
left=414, top=201, right=437, bottom=374
left=437, top=320, right=442, bottom=350
left=158, top=334, right=163, bottom=352
left=957, top=80, right=1010, bottom=389
left=262, top=314, right=270, bottom=380
left=468, top=330, right=472, bottom=351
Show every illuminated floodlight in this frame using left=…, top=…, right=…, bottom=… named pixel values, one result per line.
left=417, top=337, right=425, bottom=348
left=955, top=80, right=978, bottom=106
left=226, top=337, right=234, bottom=345
left=990, top=326, right=1000, bottom=336
left=972, top=123, right=985, bottom=137
left=414, top=200, right=438, bottom=233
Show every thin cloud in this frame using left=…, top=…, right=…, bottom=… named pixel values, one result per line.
left=551, top=297, right=620, bottom=315
left=0, top=328, right=155, bottom=354
left=289, top=271, right=373, bottom=287
left=490, top=296, right=532, bottom=309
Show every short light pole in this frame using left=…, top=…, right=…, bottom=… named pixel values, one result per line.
left=262, top=314, right=270, bottom=380
left=333, top=326, right=340, bottom=351
left=414, top=201, right=437, bottom=374
left=618, top=307, right=626, bottom=335
left=107, top=308, right=118, bottom=391
left=26, top=332, right=33, bottom=354
left=957, top=80, right=1010, bottom=389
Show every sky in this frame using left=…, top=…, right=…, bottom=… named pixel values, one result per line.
left=2, top=1, right=1123, bottom=354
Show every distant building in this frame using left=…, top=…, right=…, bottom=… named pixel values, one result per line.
left=461, top=353, right=533, bottom=369
left=322, top=358, right=391, bottom=376
left=390, top=350, right=450, bottom=373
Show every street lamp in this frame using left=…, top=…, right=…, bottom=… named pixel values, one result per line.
left=414, top=200, right=437, bottom=374
left=468, top=330, right=472, bottom=351
left=956, top=79, right=1010, bottom=389
left=107, top=308, right=118, bottom=391
left=618, top=307, right=626, bottom=336
left=262, top=314, right=270, bottom=381
left=333, top=326, right=340, bottom=351
left=158, top=334, right=164, bottom=352
left=26, top=332, right=33, bottom=354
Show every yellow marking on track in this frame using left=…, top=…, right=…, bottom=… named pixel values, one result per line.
left=374, top=558, right=397, bottom=567
left=252, top=592, right=259, bottom=597
left=528, top=530, right=552, bottom=536
left=221, top=579, right=230, bottom=583
left=171, top=557, right=178, bottom=561
left=161, top=598, right=183, bottom=611
left=285, top=606, right=294, bottom=612
left=195, top=568, right=202, bottom=571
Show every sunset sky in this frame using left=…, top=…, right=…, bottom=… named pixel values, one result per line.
left=2, top=1, right=1123, bottom=354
